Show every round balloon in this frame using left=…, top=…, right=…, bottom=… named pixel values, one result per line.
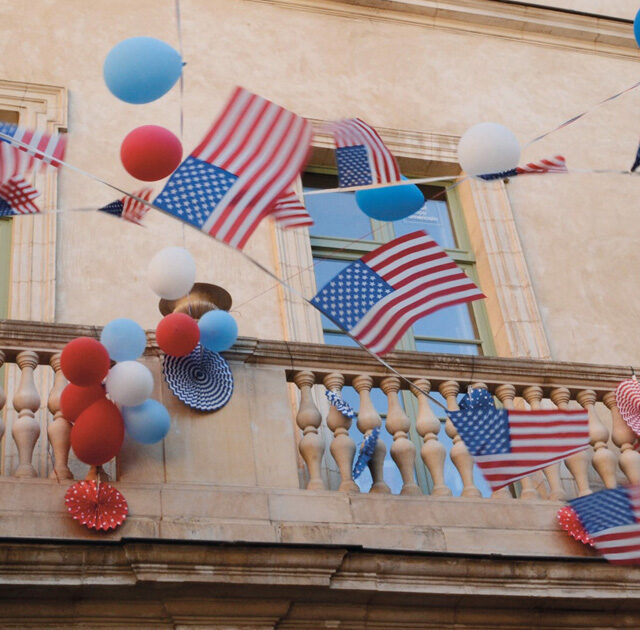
left=457, top=122, right=520, bottom=177
left=122, top=399, right=171, bottom=444
left=103, top=36, right=182, bottom=104
left=71, top=398, right=125, bottom=466
left=61, top=383, right=106, bottom=424
left=355, top=175, right=424, bottom=221
left=105, top=361, right=154, bottom=407
left=100, top=318, right=147, bottom=362
left=198, top=310, right=238, bottom=352
left=156, top=312, right=200, bottom=356
left=635, top=9, right=640, bottom=48
left=60, top=337, right=111, bottom=387
left=148, top=246, right=196, bottom=300
left=120, top=125, right=182, bottom=181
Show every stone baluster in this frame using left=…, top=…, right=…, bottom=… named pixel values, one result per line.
left=550, top=387, right=591, bottom=496
left=353, top=374, right=390, bottom=494
left=522, top=385, right=565, bottom=501
left=293, top=371, right=325, bottom=490
left=381, top=376, right=420, bottom=496
left=11, top=351, right=41, bottom=478
left=439, top=380, right=481, bottom=498
left=47, top=354, right=73, bottom=480
left=495, top=384, right=538, bottom=500
left=323, top=372, right=358, bottom=493
left=604, top=391, right=640, bottom=485
left=411, top=378, right=451, bottom=497
left=0, top=350, right=5, bottom=446
left=577, top=389, right=617, bottom=489
left=86, top=465, right=109, bottom=482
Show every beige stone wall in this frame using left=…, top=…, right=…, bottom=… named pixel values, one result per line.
left=1, top=0, right=640, bottom=364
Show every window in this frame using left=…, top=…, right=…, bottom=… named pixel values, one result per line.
left=304, top=170, right=494, bottom=496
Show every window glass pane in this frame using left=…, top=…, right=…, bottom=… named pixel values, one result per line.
left=411, top=302, right=477, bottom=340
left=415, top=339, right=480, bottom=355
left=313, top=257, right=349, bottom=288
left=323, top=331, right=359, bottom=347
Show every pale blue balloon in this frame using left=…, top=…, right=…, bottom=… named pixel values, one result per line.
left=122, top=399, right=171, bottom=444
left=198, top=310, right=238, bottom=352
left=355, top=175, right=424, bottom=222
left=100, top=318, right=147, bottom=362
left=103, top=37, right=182, bottom=104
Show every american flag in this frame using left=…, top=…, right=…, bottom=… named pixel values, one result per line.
left=570, top=486, right=640, bottom=564
left=154, top=87, right=312, bottom=249
left=311, top=230, right=484, bottom=355
left=448, top=399, right=589, bottom=491
left=99, top=188, right=153, bottom=225
left=479, top=155, right=567, bottom=181
left=0, top=122, right=67, bottom=181
left=270, top=190, right=313, bottom=229
left=0, top=176, right=40, bottom=215
left=328, top=118, right=400, bottom=188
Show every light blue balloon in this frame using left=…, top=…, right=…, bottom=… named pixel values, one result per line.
left=198, top=310, right=238, bottom=352
left=103, top=37, right=182, bottom=104
left=122, top=399, right=171, bottom=444
left=355, top=175, right=424, bottom=222
left=100, top=318, right=147, bottom=362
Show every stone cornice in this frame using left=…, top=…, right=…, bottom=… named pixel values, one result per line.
left=249, top=0, right=640, bottom=59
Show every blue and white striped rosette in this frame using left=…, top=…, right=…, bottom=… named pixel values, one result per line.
left=163, top=344, right=234, bottom=412
left=352, top=426, right=380, bottom=480
left=325, top=389, right=357, bottom=421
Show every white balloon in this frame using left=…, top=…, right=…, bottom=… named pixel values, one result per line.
left=106, top=361, right=154, bottom=407
left=457, top=122, right=520, bottom=177
left=148, top=246, right=196, bottom=300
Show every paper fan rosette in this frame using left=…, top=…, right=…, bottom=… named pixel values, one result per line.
left=163, top=343, right=234, bottom=412
left=616, top=377, right=640, bottom=435
left=557, top=505, right=594, bottom=547
left=64, top=481, right=128, bottom=531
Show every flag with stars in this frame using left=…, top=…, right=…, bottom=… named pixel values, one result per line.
left=270, top=189, right=313, bottom=229
left=0, top=122, right=67, bottom=182
left=311, top=230, right=485, bottom=355
left=0, top=176, right=40, bottom=215
left=570, top=486, right=640, bottom=564
left=448, top=389, right=589, bottom=491
left=328, top=118, right=400, bottom=188
left=153, top=87, right=312, bottom=250
left=478, top=155, right=567, bottom=181
left=99, top=188, right=153, bottom=225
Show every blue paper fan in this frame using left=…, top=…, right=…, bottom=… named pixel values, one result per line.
left=352, top=426, right=380, bottom=479
left=163, top=344, right=234, bottom=412
left=325, top=389, right=357, bottom=421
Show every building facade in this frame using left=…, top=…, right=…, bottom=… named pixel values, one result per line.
left=2, top=0, right=640, bottom=627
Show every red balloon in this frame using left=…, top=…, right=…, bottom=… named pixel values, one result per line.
left=120, top=125, right=182, bottom=181
left=61, top=337, right=110, bottom=386
left=61, top=383, right=106, bottom=423
left=71, top=398, right=125, bottom=466
left=155, top=312, right=200, bottom=356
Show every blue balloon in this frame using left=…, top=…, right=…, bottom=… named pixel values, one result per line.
left=100, top=318, right=147, bottom=362
left=198, top=310, right=238, bottom=352
left=635, top=9, right=640, bottom=48
left=355, top=175, right=424, bottom=222
left=122, top=399, right=171, bottom=444
left=103, top=37, right=182, bottom=104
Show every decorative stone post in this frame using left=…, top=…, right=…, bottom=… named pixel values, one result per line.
left=293, top=371, right=325, bottom=490
left=47, top=353, right=73, bottom=480
left=439, top=380, right=480, bottom=498
left=411, top=378, right=451, bottom=496
left=381, top=376, right=420, bottom=496
left=353, top=374, right=390, bottom=494
left=323, top=372, right=358, bottom=493
left=12, top=350, right=41, bottom=478
left=604, top=391, right=640, bottom=485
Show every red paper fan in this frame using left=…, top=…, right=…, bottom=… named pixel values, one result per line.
left=616, top=377, right=640, bottom=436
left=557, top=505, right=594, bottom=547
left=64, top=481, right=128, bottom=531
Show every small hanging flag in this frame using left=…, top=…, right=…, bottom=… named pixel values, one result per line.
left=0, top=176, right=40, bottom=216
left=448, top=389, right=589, bottom=491
left=570, top=486, right=640, bottom=564
left=99, top=188, right=153, bottom=225
left=615, top=377, right=640, bottom=436
left=631, top=142, right=640, bottom=172
left=311, top=230, right=484, bottom=355
left=479, top=155, right=567, bottom=181
left=327, top=118, right=401, bottom=188
left=64, top=480, right=128, bottom=531
left=325, top=389, right=357, bottom=421
left=271, top=190, right=313, bottom=229
left=153, top=86, right=313, bottom=250
left=0, top=122, right=67, bottom=182
left=353, top=426, right=380, bottom=479
left=556, top=505, right=594, bottom=547
left=459, top=387, right=495, bottom=409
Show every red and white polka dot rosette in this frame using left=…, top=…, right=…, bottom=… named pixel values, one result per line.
left=616, top=377, right=640, bottom=436
left=557, top=505, right=594, bottom=547
left=64, top=481, right=128, bottom=531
